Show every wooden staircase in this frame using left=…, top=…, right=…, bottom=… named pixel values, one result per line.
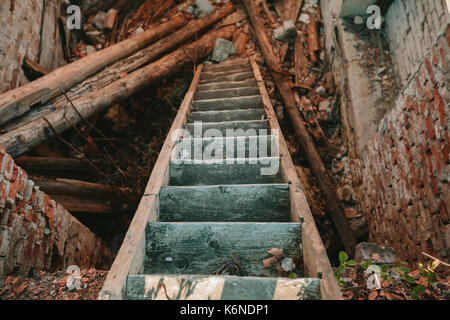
left=100, top=57, right=343, bottom=300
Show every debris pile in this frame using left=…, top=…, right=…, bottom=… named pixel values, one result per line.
left=0, top=269, right=108, bottom=300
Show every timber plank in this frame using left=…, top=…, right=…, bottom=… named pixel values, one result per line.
left=159, top=184, right=290, bottom=222
left=144, top=222, right=302, bottom=277
left=126, top=275, right=321, bottom=300
left=169, top=157, right=282, bottom=186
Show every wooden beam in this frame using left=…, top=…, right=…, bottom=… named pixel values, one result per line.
left=249, top=56, right=343, bottom=300
left=15, top=156, right=94, bottom=174
left=243, top=0, right=356, bottom=256
left=0, top=14, right=189, bottom=126
left=0, top=26, right=237, bottom=158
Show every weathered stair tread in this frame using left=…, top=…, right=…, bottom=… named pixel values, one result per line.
left=169, top=157, right=282, bottom=185
left=197, top=79, right=257, bottom=91
left=200, top=68, right=253, bottom=80
left=126, top=275, right=321, bottom=300
left=186, top=120, right=270, bottom=137
left=188, top=109, right=266, bottom=123
left=199, top=72, right=254, bottom=84
left=192, top=95, right=262, bottom=111
left=159, top=184, right=290, bottom=222
left=172, top=135, right=278, bottom=160
left=144, top=222, right=302, bottom=277
left=194, top=87, right=260, bottom=100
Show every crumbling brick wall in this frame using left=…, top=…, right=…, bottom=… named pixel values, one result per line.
left=0, top=0, right=66, bottom=94
left=0, top=146, right=110, bottom=277
left=385, top=0, right=449, bottom=85
left=359, top=27, right=450, bottom=263
left=321, top=0, right=449, bottom=263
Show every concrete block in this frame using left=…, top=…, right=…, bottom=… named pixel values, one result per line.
left=211, top=38, right=236, bottom=63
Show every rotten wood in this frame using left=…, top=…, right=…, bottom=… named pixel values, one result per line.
left=15, top=156, right=95, bottom=174
left=0, top=14, right=189, bottom=126
left=250, top=57, right=343, bottom=300
left=0, top=26, right=236, bottom=158
left=243, top=0, right=356, bottom=256
left=51, top=3, right=235, bottom=106
left=307, top=13, right=319, bottom=64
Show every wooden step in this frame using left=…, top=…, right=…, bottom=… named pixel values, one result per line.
left=172, top=135, right=278, bottom=160
left=169, top=157, right=282, bottom=185
left=188, top=109, right=265, bottom=123
left=143, top=222, right=302, bottom=277
left=194, top=87, right=259, bottom=100
left=200, top=68, right=253, bottom=80
left=185, top=120, right=270, bottom=137
left=159, top=184, right=290, bottom=222
left=127, top=275, right=321, bottom=300
left=197, top=79, right=257, bottom=91
left=199, top=71, right=254, bottom=84
left=192, top=95, right=263, bottom=111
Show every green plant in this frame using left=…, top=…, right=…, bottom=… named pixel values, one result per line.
left=334, top=251, right=356, bottom=286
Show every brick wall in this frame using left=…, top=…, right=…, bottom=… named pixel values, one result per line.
left=385, top=0, right=449, bottom=84
left=358, top=26, right=450, bottom=263
left=0, top=146, right=110, bottom=277
left=0, top=0, right=66, bottom=94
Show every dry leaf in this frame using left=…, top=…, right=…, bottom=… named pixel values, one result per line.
left=368, top=291, right=378, bottom=300
left=268, top=248, right=284, bottom=258
left=263, top=257, right=278, bottom=269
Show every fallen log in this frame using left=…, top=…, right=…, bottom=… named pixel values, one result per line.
left=243, top=0, right=356, bottom=255
left=0, top=14, right=188, bottom=126
left=49, top=195, right=119, bottom=214
left=31, top=177, right=131, bottom=202
left=294, top=31, right=310, bottom=85
left=307, top=13, right=319, bottom=63
left=16, top=156, right=95, bottom=174
left=0, top=26, right=236, bottom=158
left=51, top=2, right=236, bottom=107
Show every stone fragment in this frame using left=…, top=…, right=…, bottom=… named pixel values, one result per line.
left=211, top=38, right=236, bottom=62
left=281, top=258, right=296, bottom=272
left=355, top=242, right=397, bottom=264
left=195, top=0, right=214, bottom=18
left=353, top=16, right=364, bottom=25
left=91, top=11, right=107, bottom=30
left=283, top=20, right=297, bottom=39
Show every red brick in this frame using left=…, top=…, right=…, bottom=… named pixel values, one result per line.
left=424, top=58, right=437, bottom=87
left=446, top=24, right=450, bottom=48
left=426, top=117, right=437, bottom=140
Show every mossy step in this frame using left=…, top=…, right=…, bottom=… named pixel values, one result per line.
left=159, top=184, right=290, bottom=222
left=197, top=79, right=257, bottom=92
left=199, top=72, right=254, bottom=84
left=169, top=157, right=282, bottom=185
left=200, top=68, right=253, bottom=80
left=126, top=275, right=321, bottom=300
left=188, top=109, right=265, bottom=123
left=172, top=135, right=278, bottom=160
left=192, top=95, right=262, bottom=111
left=194, top=87, right=260, bottom=100
left=185, top=120, right=270, bottom=137
left=143, top=222, right=302, bottom=277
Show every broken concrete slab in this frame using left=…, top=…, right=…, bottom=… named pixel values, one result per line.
left=355, top=242, right=397, bottom=264
left=211, top=38, right=236, bottom=63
